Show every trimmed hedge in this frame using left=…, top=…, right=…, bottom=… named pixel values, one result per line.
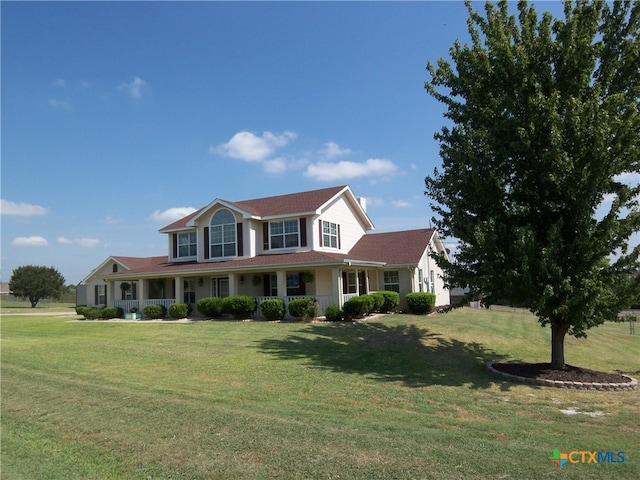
left=406, top=292, right=437, bottom=315
left=343, top=296, right=370, bottom=320
left=370, top=292, right=385, bottom=312
left=196, top=297, right=225, bottom=318
left=288, top=297, right=319, bottom=321
left=223, top=295, right=257, bottom=319
left=260, top=298, right=285, bottom=321
left=358, top=294, right=375, bottom=315
left=324, top=304, right=344, bottom=322
left=143, top=304, right=167, bottom=319
left=100, top=306, right=123, bottom=319
left=168, top=302, right=192, bottom=319
left=378, top=290, right=400, bottom=313
left=76, top=306, right=123, bottom=320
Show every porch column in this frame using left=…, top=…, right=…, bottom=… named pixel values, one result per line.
left=228, top=273, right=237, bottom=296
left=355, top=269, right=360, bottom=295
left=332, top=268, right=342, bottom=307
left=107, top=280, right=115, bottom=306
left=138, top=279, right=146, bottom=309
left=174, top=276, right=183, bottom=303
left=276, top=271, right=287, bottom=298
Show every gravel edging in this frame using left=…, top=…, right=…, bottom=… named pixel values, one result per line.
left=486, top=363, right=638, bottom=391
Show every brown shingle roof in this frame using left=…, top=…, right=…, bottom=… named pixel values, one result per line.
left=347, top=229, right=435, bottom=265
left=227, top=185, right=347, bottom=217
left=160, top=185, right=348, bottom=231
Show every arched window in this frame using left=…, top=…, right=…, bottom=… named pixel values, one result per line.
left=210, top=209, right=236, bottom=258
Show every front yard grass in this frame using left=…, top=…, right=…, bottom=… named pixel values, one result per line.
left=2, top=308, right=638, bottom=479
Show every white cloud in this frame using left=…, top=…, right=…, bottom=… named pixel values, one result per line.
left=212, top=131, right=297, bottom=162
left=321, top=142, right=352, bottom=159
left=54, top=78, right=66, bottom=88
left=365, top=197, right=385, bottom=207
left=103, top=216, right=124, bottom=225
left=119, top=76, right=148, bottom=98
left=76, top=238, right=101, bottom=248
left=392, top=200, right=412, bottom=208
left=57, top=237, right=101, bottom=247
left=12, top=236, right=48, bottom=247
left=48, top=98, right=72, bottom=110
left=1, top=199, right=49, bottom=216
left=149, top=207, right=197, bottom=223
left=305, top=158, right=398, bottom=182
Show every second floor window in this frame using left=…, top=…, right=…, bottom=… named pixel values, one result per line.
left=210, top=209, right=236, bottom=258
left=270, top=219, right=299, bottom=249
left=323, top=221, right=339, bottom=248
left=177, top=232, right=197, bottom=258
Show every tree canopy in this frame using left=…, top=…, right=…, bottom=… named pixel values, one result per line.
left=424, top=0, right=639, bottom=369
left=9, top=265, right=66, bottom=308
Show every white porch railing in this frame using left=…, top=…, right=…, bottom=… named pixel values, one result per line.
left=112, top=300, right=140, bottom=314
left=342, top=293, right=358, bottom=304
left=255, top=295, right=332, bottom=319
left=144, top=299, right=175, bottom=310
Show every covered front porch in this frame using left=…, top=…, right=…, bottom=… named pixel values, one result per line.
left=107, top=265, right=382, bottom=319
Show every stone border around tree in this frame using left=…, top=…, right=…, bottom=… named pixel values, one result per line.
left=486, top=363, right=638, bottom=391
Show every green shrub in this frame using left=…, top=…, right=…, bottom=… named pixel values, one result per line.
left=143, top=304, right=166, bottom=319
left=406, top=292, right=437, bottom=315
left=288, top=297, right=319, bottom=321
left=260, top=298, right=285, bottom=321
left=343, top=296, right=370, bottom=320
left=196, top=297, right=225, bottom=318
left=100, top=306, right=123, bottom=319
left=75, top=305, right=88, bottom=318
left=379, top=290, right=400, bottom=313
left=370, top=292, right=385, bottom=312
left=223, top=295, right=257, bottom=319
left=324, top=304, right=344, bottom=322
left=84, top=307, right=103, bottom=320
left=168, top=302, right=192, bottom=319
left=358, top=294, right=375, bottom=315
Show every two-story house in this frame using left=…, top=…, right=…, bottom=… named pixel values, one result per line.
left=78, top=185, right=450, bottom=316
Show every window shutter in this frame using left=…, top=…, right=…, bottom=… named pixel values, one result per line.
left=318, top=220, right=323, bottom=247
left=237, top=223, right=244, bottom=257
left=204, top=228, right=209, bottom=259
left=173, top=233, right=178, bottom=259
left=299, top=218, right=307, bottom=247
left=104, top=287, right=107, bottom=305
left=94, top=285, right=99, bottom=305
left=337, top=224, right=341, bottom=249
left=263, top=274, right=271, bottom=297
left=263, top=223, right=269, bottom=251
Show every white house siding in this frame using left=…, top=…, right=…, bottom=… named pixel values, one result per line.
left=417, top=248, right=450, bottom=307
left=316, top=196, right=369, bottom=253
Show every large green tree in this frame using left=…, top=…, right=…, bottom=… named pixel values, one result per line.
left=9, top=265, right=66, bottom=308
left=424, top=0, right=639, bottom=369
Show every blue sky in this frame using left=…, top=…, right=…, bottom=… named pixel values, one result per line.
left=2, top=0, right=618, bottom=286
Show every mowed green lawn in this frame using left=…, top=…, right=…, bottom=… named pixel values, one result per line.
left=2, top=308, right=639, bottom=479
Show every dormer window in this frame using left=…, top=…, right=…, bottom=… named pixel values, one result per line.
left=177, top=232, right=197, bottom=258
left=210, top=209, right=236, bottom=258
left=270, top=219, right=299, bottom=249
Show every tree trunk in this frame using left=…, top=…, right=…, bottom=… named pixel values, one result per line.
left=550, top=322, right=568, bottom=370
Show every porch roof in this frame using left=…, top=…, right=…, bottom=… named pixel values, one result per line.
left=107, top=250, right=384, bottom=279
left=348, top=228, right=436, bottom=266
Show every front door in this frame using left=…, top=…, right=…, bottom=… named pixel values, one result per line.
left=211, top=277, right=229, bottom=298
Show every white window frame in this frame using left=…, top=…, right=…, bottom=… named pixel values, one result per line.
left=177, top=231, right=197, bottom=258
left=270, top=219, right=299, bottom=249
left=183, top=278, right=196, bottom=304
left=383, top=271, right=400, bottom=293
left=210, top=209, right=237, bottom=259
left=323, top=221, right=339, bottom=249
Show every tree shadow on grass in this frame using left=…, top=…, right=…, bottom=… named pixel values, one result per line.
left=257, top=321, right=512, bottom=390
